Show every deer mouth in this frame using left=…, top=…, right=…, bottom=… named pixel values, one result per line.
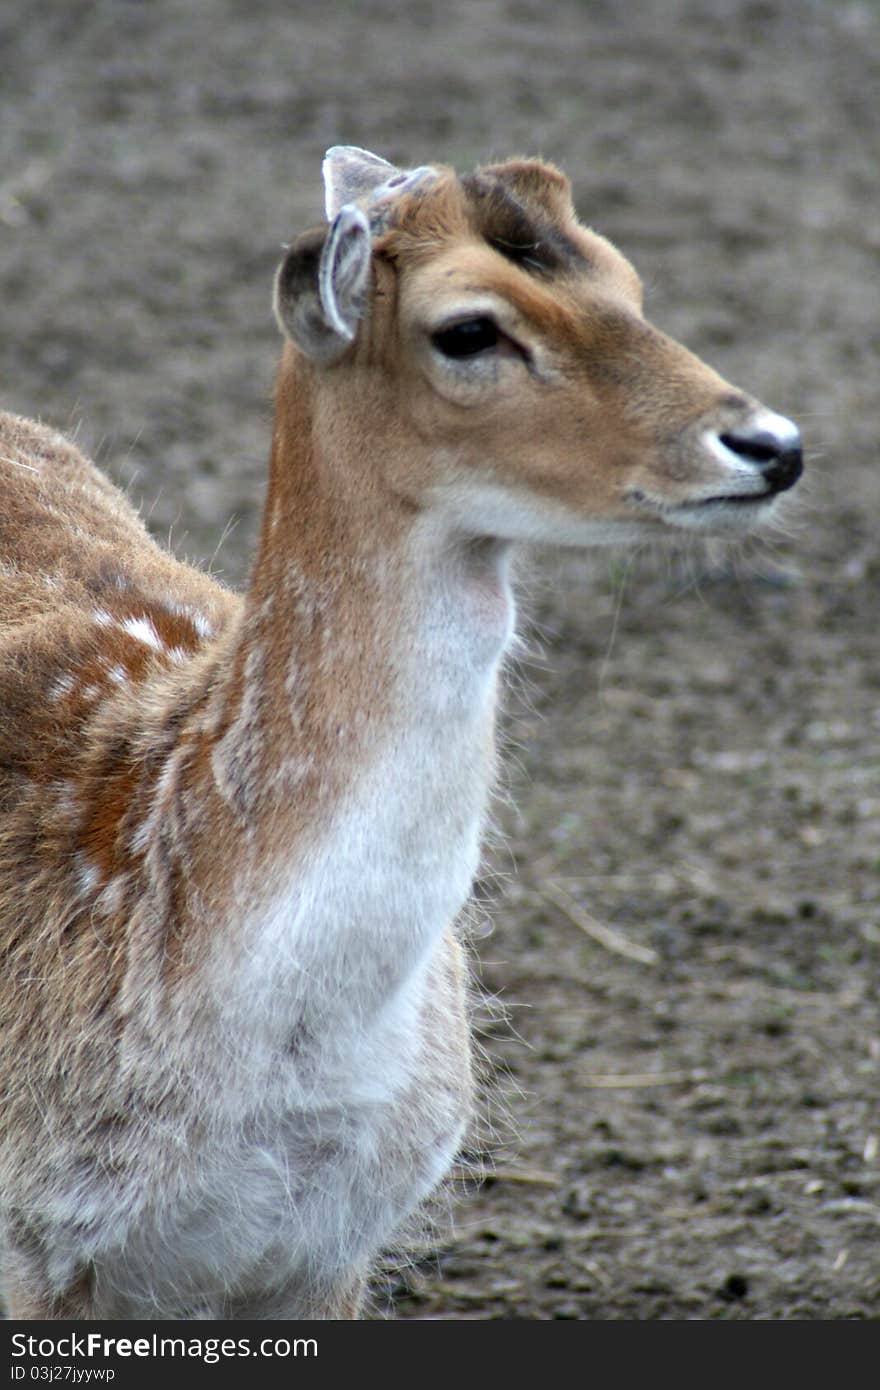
left=679, top=489, right=778, bottom=509
left=661, top=489, right=786, bottom=533
left=626, top=484, right=786, bottom=534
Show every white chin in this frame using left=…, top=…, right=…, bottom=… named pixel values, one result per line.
left=661, top=496, right=778, bottom=534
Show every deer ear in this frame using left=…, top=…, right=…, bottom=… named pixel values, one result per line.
left=323, top=146, right=399, bottom=220
left=323, top=146, right=439, bottom=225
left=273, top=205, right=371, bottom=364
left=478, top=159, right=575, bottom=222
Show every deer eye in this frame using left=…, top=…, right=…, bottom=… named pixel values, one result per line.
left=431, top=317, right=499, bottom=358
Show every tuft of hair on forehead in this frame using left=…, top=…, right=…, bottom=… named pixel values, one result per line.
left=367, top=164, right=464, bottom=256
left=376, top=156, right=585, bottom=278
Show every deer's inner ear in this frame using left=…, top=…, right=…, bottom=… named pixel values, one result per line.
left=322, top=146, right=399, bottom=220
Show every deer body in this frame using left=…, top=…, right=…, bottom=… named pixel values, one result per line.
left=0, top=149, right=801, bottom=1319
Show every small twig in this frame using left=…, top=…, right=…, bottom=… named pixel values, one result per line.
left=540, top=881, right=658, bottom=965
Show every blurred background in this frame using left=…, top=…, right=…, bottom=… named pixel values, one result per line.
left=1, top=0, right=878, bottom=1318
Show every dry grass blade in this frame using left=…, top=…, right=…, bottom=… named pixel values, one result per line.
left=449, top=1162, right=561, bottom=1188
left=540, top=880, right=658, bottom=965
left=487, top=1165, right=561, bottom=1188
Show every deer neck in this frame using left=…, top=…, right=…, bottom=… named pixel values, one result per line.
left=217, top=360, right=514, bottom=810
left=195, top=360, right=514, bottom=1030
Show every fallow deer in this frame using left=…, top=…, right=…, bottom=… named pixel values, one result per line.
left=0, top=147, right=801, bottom=1319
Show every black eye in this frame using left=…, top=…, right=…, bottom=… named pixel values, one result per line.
left=431, top=317, right=499, bottom=358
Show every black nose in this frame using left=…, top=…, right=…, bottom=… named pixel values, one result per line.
left=719, top=417, right=803, bottom=494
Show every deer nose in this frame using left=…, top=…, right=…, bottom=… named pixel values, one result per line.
left=718, top=410, right=803, bottom=494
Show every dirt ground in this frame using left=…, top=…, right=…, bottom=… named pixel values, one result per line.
left=1, top=0, right=878, bottom=1320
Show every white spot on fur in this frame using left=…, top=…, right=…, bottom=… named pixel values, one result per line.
left=74, top=853, right=101, bottom=897
left=54, top=781, right=79, bottom=822
left=165, top=600, right=215, bottom=641
left=49, top=671, right=75, bottom=700
left=121, top=615, right=163, bottom=651
left=95, top=876, right=126, bottom=918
